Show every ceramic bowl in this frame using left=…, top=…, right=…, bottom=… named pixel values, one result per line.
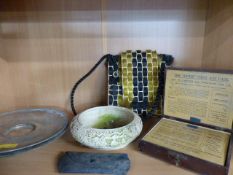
left=70, top=106, right=143, bottom=150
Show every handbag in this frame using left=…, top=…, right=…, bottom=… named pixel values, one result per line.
left=70, top=50, right=174, bottom=120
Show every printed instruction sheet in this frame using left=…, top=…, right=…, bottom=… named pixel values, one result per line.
left=164, top=69, right=233, bottom=129
left=143, top=118, right=230, bottom=165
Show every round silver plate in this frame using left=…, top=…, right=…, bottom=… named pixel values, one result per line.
left=0, top=108, right=68, bottom=157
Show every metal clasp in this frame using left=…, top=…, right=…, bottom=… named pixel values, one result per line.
left=174, top=155, right=181, bottom=166
left=168, top=151, right=184, bottom=167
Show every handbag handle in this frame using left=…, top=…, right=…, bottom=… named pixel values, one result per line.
left=70, top=54, right=112, bottom=115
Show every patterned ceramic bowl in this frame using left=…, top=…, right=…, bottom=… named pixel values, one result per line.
left=70, top=106, right=143, bottom=150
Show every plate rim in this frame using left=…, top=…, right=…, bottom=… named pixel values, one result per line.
left=0, top=108, right=68, bottom=157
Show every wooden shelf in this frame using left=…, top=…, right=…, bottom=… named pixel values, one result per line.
left=2, top=117, right=232, bottom=175
left=0, top=0, right=233, bottom=174
left=0, top=118, right=233, bottom=175
left=0, top=0, right=232, bottom=113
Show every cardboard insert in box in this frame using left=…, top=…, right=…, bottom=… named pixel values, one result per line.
left=139, top=68, right=233, bottom=175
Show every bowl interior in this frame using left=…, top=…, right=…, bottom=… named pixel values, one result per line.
left=78, top=107, right=134, bottom=129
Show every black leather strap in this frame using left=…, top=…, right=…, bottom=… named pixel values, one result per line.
left=70, top=54, right=111, bottom=115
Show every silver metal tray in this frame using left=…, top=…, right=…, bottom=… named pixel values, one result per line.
left=0, top=108, right=68, bottom=157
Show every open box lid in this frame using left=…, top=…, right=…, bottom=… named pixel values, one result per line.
left=164, top=68, right=233, bottom=130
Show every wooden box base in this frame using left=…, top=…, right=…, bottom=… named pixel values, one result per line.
left=139, top=118, right=233, bottom=175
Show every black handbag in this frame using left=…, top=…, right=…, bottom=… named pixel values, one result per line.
left=70, top=50, right=174, bottom=120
